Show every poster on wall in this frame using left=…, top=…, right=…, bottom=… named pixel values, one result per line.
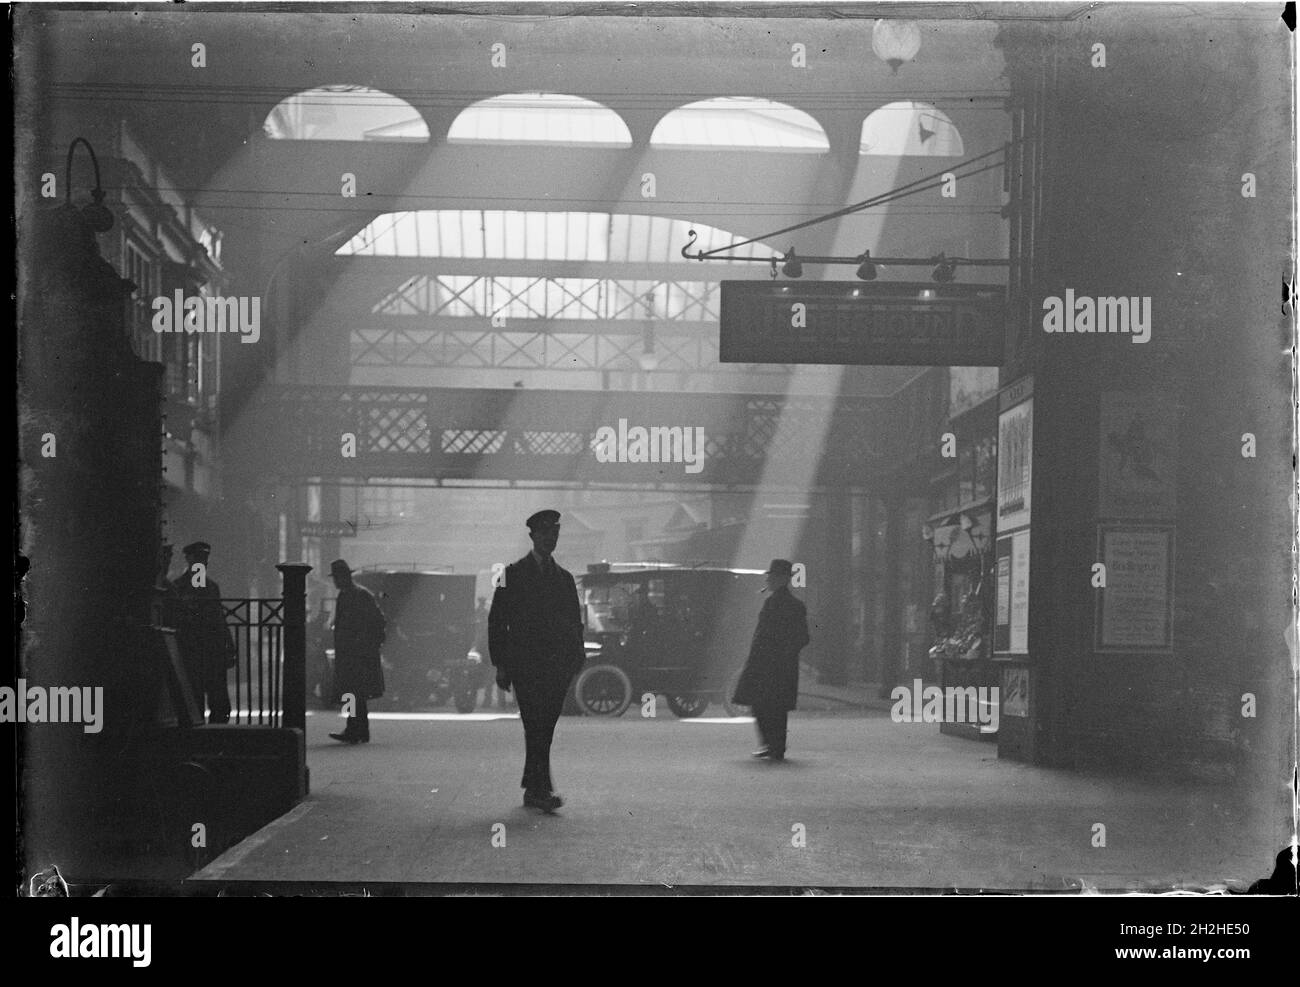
left=1002, top=667, right=1029, bottom=718
left=994, top=531, right=1030, bottom=655
left=997, top=394, right=1033, bottom=532
left=1009, top=530, right=1030, bottom=653
left=1096, top=526, right=1175, bottom=650
left=1098, top=390, right=1179, bottom=519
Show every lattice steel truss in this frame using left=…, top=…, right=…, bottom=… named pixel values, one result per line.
left=351, top=326, right=791, bottom=373
left=374, top=274, right=719, bottom=322
left=236, top=386, right=896, bottom=489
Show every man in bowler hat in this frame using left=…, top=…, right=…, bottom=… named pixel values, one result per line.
left=171, top=541, right=235, bottom=724
left=329, top=559, right=387, bottom=744
left=731, top=559, right=810, bottom=761
left=488, top=509, right=586, bottom=812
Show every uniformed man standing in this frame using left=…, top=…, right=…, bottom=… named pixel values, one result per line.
left=731, top=558, right=810, bottom=762
left=328, top=559, right=387, bottom=744
left=488, top=510, right=586, bottom=812
left=171, top=541, right=235, bottom=724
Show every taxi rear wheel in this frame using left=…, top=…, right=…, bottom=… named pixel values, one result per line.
left=575, top=664, right=633, bottom=717
left=666, top=694, right=710, bottom=718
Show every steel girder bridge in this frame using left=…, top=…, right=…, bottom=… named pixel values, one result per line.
left=233, top=385, right=921, bottom=491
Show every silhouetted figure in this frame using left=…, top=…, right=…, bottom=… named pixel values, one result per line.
left=488, top=510, right=585, bottom=812
left=732, top=559, right=810, bottom=762
left=329, top=559, right=386, bottom=744
left=170, top=541, right=235, bottom=724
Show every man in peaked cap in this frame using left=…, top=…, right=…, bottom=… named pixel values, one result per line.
left=170, top=540, right=235, bottom=724
left=488, top=509, right=586, bottom=812
left=731, top=558, right=810, bottom=762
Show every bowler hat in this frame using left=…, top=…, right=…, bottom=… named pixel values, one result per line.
left=182, top=541, right=212, bottom=558
left=765, top=558, right=794, bottom=577
left=330, top=559, right=352, bottom=575
left=526, top=509, right=561, bottom=532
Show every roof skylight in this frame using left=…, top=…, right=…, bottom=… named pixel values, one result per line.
left=651, top=97, right=829, bottom=151
left=448, top=93, right=633, bottom=146
left=263, top=85, right=430, bottom=142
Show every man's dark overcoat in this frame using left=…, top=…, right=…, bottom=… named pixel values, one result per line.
left=487, top=553, right=585, bottom=684
left=333, top=583, right=387, bottom=700
left=169, top=572, right=235, bottom=671
left=731, top=586, right=810, bottom=711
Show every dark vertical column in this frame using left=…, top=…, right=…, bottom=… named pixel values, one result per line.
left=877, top=491, right=904, bottom=698
left=277, top=562, right=311, bottom=732
left=819, top=488, right=851, bottom=685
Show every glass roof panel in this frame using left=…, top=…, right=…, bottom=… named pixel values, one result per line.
left=263, top=86, right=430, bottom=142
left=651, top=97, right=829, bottom=151
left=338, top=211, right=773, bottom=262
left=448, top=93, right=633, bottom=147
left=860, top=101, right=964, bottom=156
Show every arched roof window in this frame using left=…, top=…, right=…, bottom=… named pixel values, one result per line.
left=859, top=101, right=963, bottom=156
left=337, top=211, right=772, bottom=263
left=263, top=85, right=430, bottom=141
left=651, top=97, right=828, bottom=151
left=447, top=93, right=632, bottom=147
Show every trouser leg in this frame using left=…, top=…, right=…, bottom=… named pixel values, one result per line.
left=755, top=706, right=788, bottom=755
left=355, top=695, right=369, bottom=738
left=207, top=660, right=231, bottom=723
left=181, top=652, right=205, bottom=722
left=767, top=708, right=788, bottom=754
left=515, top=676, right=565, bottom=793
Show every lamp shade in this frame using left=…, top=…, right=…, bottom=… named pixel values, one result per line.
left=872, top=19, right=922, bottom=72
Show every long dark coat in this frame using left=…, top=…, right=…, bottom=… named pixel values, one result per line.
left=731, top=587, right=810, bottom=711
left=488, top=553, right=585, bottom=685
left=333, top=583, right=387, bottom=700
left=169, top=572, right=235, bottom=671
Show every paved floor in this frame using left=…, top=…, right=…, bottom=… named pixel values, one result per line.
left=191, top=707, right=1279, bottom=890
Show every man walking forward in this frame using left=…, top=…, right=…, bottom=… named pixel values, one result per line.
left=488, top=510, right=585, bottom=812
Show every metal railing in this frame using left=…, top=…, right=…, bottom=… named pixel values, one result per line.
left=210, top=563, right=310, bottom=731
left=221, top=598, right=286, bottom=726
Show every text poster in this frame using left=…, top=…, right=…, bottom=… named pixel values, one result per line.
left=1009, top=529, right=1030, bottom=653
left=1098, top=527, right=1174, bottom=650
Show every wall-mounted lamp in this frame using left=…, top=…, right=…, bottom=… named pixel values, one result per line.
left=64, top=137, right=114, bottom=234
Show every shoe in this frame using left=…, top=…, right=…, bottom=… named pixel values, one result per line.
left=329, top=731, right=362, bottom=744
left=359, top=735, right=370, bottom=743
left=751, top=748, right=772, bottom=758
left=768, top=751, right=786, bottom=762
left=523, top=791, right=563, bottom=813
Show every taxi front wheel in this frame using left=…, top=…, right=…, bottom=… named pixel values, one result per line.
left=574, top=664, right=633, bottom=717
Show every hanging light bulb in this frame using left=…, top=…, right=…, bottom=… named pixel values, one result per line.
left=931, top=254, right=957, bottom=283
left=855, top=251, right=878, bottom=281
left=781, top=249, right=803, bottom=279
left=872, top=19, right=922, bottom=73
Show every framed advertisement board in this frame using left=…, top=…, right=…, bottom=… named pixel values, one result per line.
left=1095, top=525, right=1175, bottom=651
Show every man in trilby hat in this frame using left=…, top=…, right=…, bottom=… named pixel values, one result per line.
left=731, top=558, right=810, bottom=762
left=328, top=559, right=386, bottom=744
left=488, top=509, right=585, bottom=812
